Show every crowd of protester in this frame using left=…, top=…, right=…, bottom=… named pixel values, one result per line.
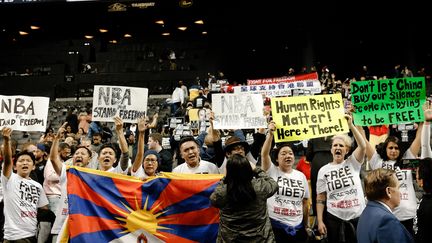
left=0, top=64, right=431, bottom=243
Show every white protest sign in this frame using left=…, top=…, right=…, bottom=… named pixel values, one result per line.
left=212, top=93, right=267, bottom=129
left=92, top=85, right=148, bottom=123
left=233, top=80, right=321, bottom=97
left=0, top=95, right=49, bottom=132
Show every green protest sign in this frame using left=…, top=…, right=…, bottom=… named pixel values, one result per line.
left=351, top=77, right=425, bottom=126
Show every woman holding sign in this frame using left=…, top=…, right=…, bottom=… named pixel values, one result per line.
left=316, top=114, right=366, bottom=243
left=361, top=112, right=424, bottom=236
left=261, top=121, right=310, bottom=243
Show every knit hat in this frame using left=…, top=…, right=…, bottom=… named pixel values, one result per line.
left=144, top=150, right=161, bottom=164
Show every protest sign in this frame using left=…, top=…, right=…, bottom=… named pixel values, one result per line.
left=0, top=95, right=49, bottom=132
left=212, top=93, right=267, bottom=129
left=247, top=72, right=318, bottom=85
left=351, top=77, right=425, bottom=126
left=233, top=80, right=321, bottom=97
left=271, top=94, right=348, bottom=142
left=92, top=85, right=148, bottom=123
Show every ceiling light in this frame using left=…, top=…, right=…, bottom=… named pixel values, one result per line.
left=84, top=35, right=94, bottom=39
left=162, top=32, right=170, bottom=36
left=109, top=40, right=117, bottom=44
left=155, top=20, right=164, bottom=25
left=30, top=25, right=40, bottom=30
left=194, top=20, right=204, bottom=24
left=99, top=28, right=108, bottom=33
left=124, top=33, right=132, bottom=38
left=178, top=26, right=187, bottom=31
left=202, top=31, right=207, bottom=35
left=19, top=31, right=29, bottom=35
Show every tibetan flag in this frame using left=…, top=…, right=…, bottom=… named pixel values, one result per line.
left=64, top=166, right=223, bottom=242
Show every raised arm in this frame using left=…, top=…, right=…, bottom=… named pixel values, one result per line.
left=114, top=117, right=128, bottom=154
left=208, top=112, right=225, bottom=166
left=357, top=125, right=375, bottom=161
left=347, top=114, right=366, bottom=163
left=261, top=121, right=275, bottom=172
left=148, top=113, right=158, bottom=129
left=2, top=127, right=13, bottom=178
left=131, top=117, right=147, bottom=173
left=410, top=122, right=423, bottom=157
left=114, top=116, right=129, bottom=171
left=50, top=122, right=67, bottom=176
left=421, top=102, right=432, bottom=158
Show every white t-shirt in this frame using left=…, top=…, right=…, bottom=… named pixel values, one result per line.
left=266, top=164, right=309, bottom=226
left=173, top=160, right=219, bottom=174
left=106, top=163, right=129, bottom=175
left=1, top=173, right=49, bottom=240
left=368, top=150, right=417, bottom=221
left=51, top=165, right=68, bottom=235
left=316, top=155, right=366, bottom=220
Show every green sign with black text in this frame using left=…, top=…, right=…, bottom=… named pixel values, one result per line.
left=351, top=77, right=425, bottom=126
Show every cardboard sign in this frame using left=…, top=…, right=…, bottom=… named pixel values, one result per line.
left=212, top=93, right=267, bottom=129
left=351, top=77, right=425, bottom=126
left=0, top=95, right=49, bottom=132
left=271, top=94, right=348, bottom=142
left=92, top=85, right=148, bottom=123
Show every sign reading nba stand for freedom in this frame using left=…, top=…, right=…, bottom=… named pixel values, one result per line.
left=351, top=77, right=425, bottom=126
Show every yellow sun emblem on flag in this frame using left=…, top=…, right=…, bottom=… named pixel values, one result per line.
left=115, top=196, right=171, bottom=238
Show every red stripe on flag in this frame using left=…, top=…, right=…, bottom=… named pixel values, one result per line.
left=112, top=178, right=143, bottom=211
left=67, top=172, right=128, bottom=216
left=69, top=214, right=122, bottom=238
left=159, top=206, right=220, bottom=225
left=152, top=179, right=219, bottom=210
left=157, top=231, right=198, bottom=243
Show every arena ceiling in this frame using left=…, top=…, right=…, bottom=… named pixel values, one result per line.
left=0, top=0, right=430, bottom=80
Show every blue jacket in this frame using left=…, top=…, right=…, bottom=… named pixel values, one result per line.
left=357, top=201, right=413, bottom=243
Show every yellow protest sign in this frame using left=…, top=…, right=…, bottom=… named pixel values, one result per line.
left=271, top=94, right=349, bottom=142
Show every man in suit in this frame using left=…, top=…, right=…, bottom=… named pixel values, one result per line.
left=357, top=168, right=414, bottom=243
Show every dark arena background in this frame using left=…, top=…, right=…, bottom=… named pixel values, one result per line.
left=0, top=0, right=431, bottom=98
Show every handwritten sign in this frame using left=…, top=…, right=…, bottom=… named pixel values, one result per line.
left=92, top=85, right=148, bottom=123
left=212, top=93, right=267, bottom=129
left=351, top=77, right=425, bottom=126
left=0, top=95, right=49, bottom=132
left=271, top=94, right=348, bottom=142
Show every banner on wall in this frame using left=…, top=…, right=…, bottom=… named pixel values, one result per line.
left=92, top=85, right=148, bottom=123
left=351, top=77, right=425, bottom=126
left=233, top=80, right=321, bottom=97
left=271, top=94, right=348, bottom=142
left=247, top=72, right=319, bottom=85
left=0, top=95, right=49, bottom=132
